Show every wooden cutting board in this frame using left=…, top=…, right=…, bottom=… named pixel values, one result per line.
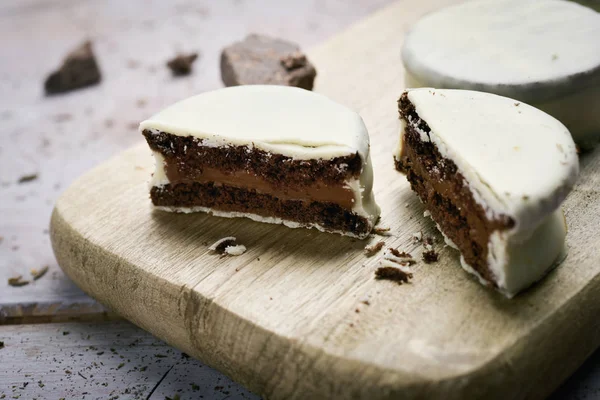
left=50, top=1, right=600, bottom=399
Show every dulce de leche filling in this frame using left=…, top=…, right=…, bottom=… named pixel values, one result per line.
left=163, top=161, right=356, bottom=210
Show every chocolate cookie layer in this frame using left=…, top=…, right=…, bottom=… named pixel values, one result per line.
left=396, top=93, right=515, bottom=284
left=151, top=183, right=370, bottom=236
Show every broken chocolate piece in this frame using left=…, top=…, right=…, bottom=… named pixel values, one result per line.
left=166, top=53, right=199, bottom=76
left=45, top=41, right=101, bottom=95
left=220, top=34, right=316, bottom=90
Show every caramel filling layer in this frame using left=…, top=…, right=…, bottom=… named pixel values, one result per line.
left=164, top=162, right=356, bottom=210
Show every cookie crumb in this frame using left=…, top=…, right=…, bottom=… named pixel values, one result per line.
left=422, top=249, right=439, bottom=263
left=18, top=174, right=38, bottom=184
left=412, top=232, right=422, bottom=243
left=8, top=275, right=30, bottom=287
left=364, top=241, right=385, bottom=257
left=167, top=53, right=199, bottom=76
left=375, top=262, right=413, bottom=285
left=280, top=52, right=307, bottom=70
left=209, top=237, right=246, bottom=256
left=373, top=226, right=392, bottom=236
left=383, top=248, right=416, bottom=267
left=31, top=266, right=50, bottom=281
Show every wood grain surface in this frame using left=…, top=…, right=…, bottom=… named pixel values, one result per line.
left=49, top=0, right=600, bottom=399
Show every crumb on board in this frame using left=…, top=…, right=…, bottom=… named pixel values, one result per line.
left=209, top=237, right=247, bottom=256
left=31, top=266, right=50, bottom=281
left=364, top=240, right=385, bottom=257
left=373, top=226, right=392, bottom=236
left=412, top=231, right=422, bottom=242
left=422, top=249, right=439, bottom=263
left=375, top=259, right=413, bottom=285
left=18, top=174, right=38, bottom=184
left=375, top=261, right=413, bottom=285
left=167, top=52, right=199, bottom=76
left=0, top=341, right=4, bottom=349
left=8, top=275, right=30, bottom=287
left=388, top=248, right=411, bottom=259
left=383, top=248, right=416, bottom=267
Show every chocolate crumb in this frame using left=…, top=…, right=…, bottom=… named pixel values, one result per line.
left=8, top=276, right=30, bottom=287
left=375, top=266, right=413, bottom=284
left=45, top=41, right=101, bottom=95
left=364, top=241, right=385, bottom=257
left=18, top=174, right=38, bottom=184
left=355, top=308, right=360, bottom=313
left=209, top=237, right=246, bottom=256
left=0, top=341, right=4, bottom=349
left=166, top=53, right=199, bottom=76
left=373, top=226, right=392, bottom=236
left=63, top=331, right=70, bottom=336
left=280, top=52, right=307, bottom=70
left=424, top=236, right=434, bottom=246
left=422, top=249, right=439, bottom=263
left=389, top=248, right=411, bottom=258
left=31, top=266, right=49, bottom=281
left=361, top=300, right=370, bottom=306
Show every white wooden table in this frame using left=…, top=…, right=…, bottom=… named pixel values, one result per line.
left=1, top=0, right=599, bottom=398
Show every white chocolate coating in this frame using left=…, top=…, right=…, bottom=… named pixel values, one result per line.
left=140, top=85, right=370, bottom=161
left=394, top=88, right=579, bottom=297
left=402, top=0, right=600, bottom=147
left=142, top=86, right=380, bottom=237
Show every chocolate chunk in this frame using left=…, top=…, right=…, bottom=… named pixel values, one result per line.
left=166, top=53, right=199, bottom=76
left=220, top=34, right=316, bottom=90
left=375, top=266, right=413, bottom=284
left=45, top=41, right=101, bottom=95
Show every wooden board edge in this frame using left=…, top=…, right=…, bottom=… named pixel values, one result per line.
left=50, top=163, right=600, bottom=399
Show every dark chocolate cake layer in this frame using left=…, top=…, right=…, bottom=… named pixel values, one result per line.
left=143, top=130, right=361, bottom=188
left=396, top=93, right=514, bottom=283
left=151, top=182, right=370, bottom=236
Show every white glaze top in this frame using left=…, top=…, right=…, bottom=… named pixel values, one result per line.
left=402, top=0, right=600, bottom=102
left=400, top=88, right=579, bottom=233
left=140, top=85, right=370, bottom=161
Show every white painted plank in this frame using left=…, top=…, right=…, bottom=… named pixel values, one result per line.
left=0, top=321, right=259, bottom=399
